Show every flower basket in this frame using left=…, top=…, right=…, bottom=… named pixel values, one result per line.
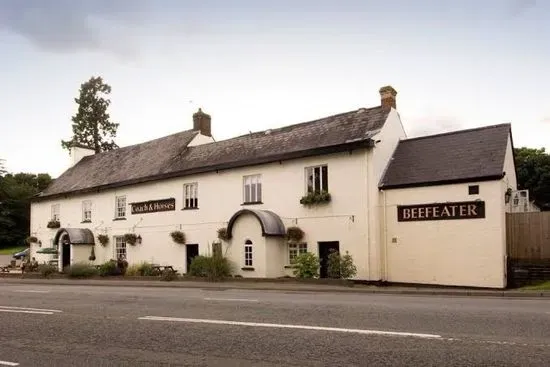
left=124, top=233, right=138, bottom=246
left=217, top=227, right=229, bottom=241
left=170, top=230, right=186, bottom=245
left=299, top=191, right=331, bottom=206
left=286, top=226, right=304, bottom=242
left=47, top=220, right=61, bottom=229
left=97, top=234, right=109, bottom=246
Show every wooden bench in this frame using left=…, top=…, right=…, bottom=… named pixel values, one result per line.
left=0, top=266, right=10, bottom=273
left=151, top=265, right=178, bottom=276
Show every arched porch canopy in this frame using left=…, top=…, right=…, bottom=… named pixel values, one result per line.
left=53, top=228, right=95, bottom=245
left=226, top=209, right=286, bottom=239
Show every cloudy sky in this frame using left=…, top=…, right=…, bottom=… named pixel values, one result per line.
left=0, top=0, right=548, bottom=177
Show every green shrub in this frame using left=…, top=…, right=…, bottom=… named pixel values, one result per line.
left=292, top=252, right=319, bottom=278
left=98, top=260, right=120, bottom=276
left=126, top=262, right=154, bottom=276
left=327, top=249, right=357, bottom=279
left=67, top=263, right=98, bottom=278
left=160, top=269, right=178, bottom=281
left=38, top=264, right=57, bottom=278
left=189, top=255, right=232, bottom=280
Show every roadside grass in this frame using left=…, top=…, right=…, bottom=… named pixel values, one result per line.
left=521, top=281, right=550, bottom=290
left=0, top=246, right=26, bottom=255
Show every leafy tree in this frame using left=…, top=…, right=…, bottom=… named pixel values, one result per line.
left=0, top=172, right=53, bottom=249
left=0, top=159, right=5, bottom=176
left=61, top=76, right=119, bottom=153
left=514, top=147, right=550, bottom=208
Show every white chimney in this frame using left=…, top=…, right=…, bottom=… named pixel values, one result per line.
left=69, top=144, right=95, bottom=167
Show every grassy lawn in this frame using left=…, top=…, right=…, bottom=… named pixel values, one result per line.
left=0, top=246, right=26, bottom=255
left=521, top=281, right=550, bottom=290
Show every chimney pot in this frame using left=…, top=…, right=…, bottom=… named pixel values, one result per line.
left=192, top=108, right=212, bottom=137
left=379, top=85, right=397, bottom=110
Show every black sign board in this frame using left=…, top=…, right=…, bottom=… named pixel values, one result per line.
left=131, top=198, right=176, bottom=215
left=397, top=201, right=485, bottom=222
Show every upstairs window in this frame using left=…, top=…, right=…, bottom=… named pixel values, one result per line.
left=51, top=204, right=60, bottom=221
left=243, top=174, right=262, bottom=203
left=184, top=183, right=199, bottom=209
left=306, top=165, right=328, bottom=193
left=115, top=196, right=126, bottom=219
left=82, top=200, right=92, bottom=222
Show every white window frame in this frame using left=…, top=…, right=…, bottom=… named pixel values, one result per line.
left=183, top=183, right=199, bottom=209
left=51, top=204, right=60, bottom=221
left=244, top=240, right=253, bottom=267
left=305, top=165, right=328, bottom=193
left=288, top=242, right=308, bottom=264
left=115, top=196, right=126, bottom=219
left=114, top=236, right=127, bottom=260
left=243, top=174, right=262, bottom=203
left=82, top=200, right=92, bottom=222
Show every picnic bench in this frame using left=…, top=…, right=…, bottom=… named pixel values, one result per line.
left=0, top=265, right=10, bottom=273
left=151, top=265, right=178, bottom=276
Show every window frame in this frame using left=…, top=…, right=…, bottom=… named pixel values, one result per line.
left=305, top=165, right=328, bottom=193
left=82, top=200, right=92, bottom=222
left=288, top=242, right=308, bottom=264
left=114, top=236, right=127, bottom=260
left=468, top=185, right=479, bottom=195
left=244, top=240, right=253, bottom=267
left=115, top=195, right=126, bottom=219
left=243, top=174, right=262, bottom=204
left=183, top=182, right=199, bottom=209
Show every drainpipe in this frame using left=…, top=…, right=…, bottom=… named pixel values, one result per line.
left=382, top=189, right=388, bottom=281
left=365, top=150, right=371, bottom=280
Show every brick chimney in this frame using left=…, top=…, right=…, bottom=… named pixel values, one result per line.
left=379, top=85, right=397, bottom=110
left=192, top=108, right=211, bottom=137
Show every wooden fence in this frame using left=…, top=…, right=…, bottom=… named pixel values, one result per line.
left=506, top=212, right=550, bottom=260
left=506, top=212, right=550, bottom=287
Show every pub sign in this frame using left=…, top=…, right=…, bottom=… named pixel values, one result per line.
left=397, top=200, right=485, bottom=222
left=131, top=198, right=176, bottom=215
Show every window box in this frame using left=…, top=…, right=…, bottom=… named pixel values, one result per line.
left=47, top=220, right=60, bottom=229
left=241, top=267, right=255, bottom=271
left=300, top=191, right=331, bottom=206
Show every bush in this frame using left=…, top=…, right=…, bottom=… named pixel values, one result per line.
left=125, top=262, right=154, bottom=276
left=327, top=249, right=357, bottom=279
left=98, top=260, right=121, bottom=276
left=189, top=255, right=232, bottom=280
left=38, top=264, right=57, bottom=278
left=160, top=269, right=178, bottom=281
left=292, top=252, right=319, bottom=278
left=67, top=263, right=98, bottom=278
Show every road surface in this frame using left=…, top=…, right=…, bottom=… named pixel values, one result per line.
left=0, top=282, right=549, bottom=366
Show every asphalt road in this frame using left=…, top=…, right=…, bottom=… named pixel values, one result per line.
left=0, top=283, right=549, bottom=366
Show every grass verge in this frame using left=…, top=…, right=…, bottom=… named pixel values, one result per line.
left=521, top=281, right=550, bottom=290
left=0, top=246, right=26, bottom=255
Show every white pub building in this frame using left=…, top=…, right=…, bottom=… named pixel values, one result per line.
left=29, top=86, right=518, bottom=288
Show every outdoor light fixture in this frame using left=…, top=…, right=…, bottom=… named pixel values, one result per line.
left=505, top=188, right=512, bottom=204
left=136, top=235, right=142, bottom=244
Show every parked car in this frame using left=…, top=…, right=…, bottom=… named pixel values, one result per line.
left=12, top=248, right=29, bottom=260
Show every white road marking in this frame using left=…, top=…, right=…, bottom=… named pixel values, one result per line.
left=0, top=306, right=62, bottom=313
left=13, top=290, right=50, bottom=293
left=0, top=309, right=53, bottom=315
left=0, top=360, right=19, bottom=366
left=204, top=297, right=259, bottom=302
left=138, top=316, right=442, bottom=339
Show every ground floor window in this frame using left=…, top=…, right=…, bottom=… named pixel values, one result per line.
left=244, top=240, right=253, bottom=266
left=114, top=236, right=127, bottom=260
left=289, top=242, right=307, bottom=264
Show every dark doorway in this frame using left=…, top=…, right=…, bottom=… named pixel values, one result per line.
left=61, top=243, right=71, bottom=270
left=186, top=244, right=199, bottom=272
left=318, top=241, right=340, bottom=278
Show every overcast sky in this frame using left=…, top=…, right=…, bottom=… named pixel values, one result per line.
left=0, top=0, right=548, bottom=177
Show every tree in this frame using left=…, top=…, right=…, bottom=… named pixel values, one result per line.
left=0, top=159, right=5, bottom=176
left=0, top=171, right=53, bottom=249
left=514, top=147, right=550, bottom=208
left=61, top=76, right=119, bottom=153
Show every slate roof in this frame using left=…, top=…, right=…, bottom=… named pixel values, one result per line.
left=36, top=106, right=390, bottom=200
left=379, top=123, right=512, bottom=189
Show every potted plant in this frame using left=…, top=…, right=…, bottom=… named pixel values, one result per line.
left=97, top=234, right=109, bottom=246
left=47, top=220, right=61, bottom=229
left=170, top=230, right=186, bottom=244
